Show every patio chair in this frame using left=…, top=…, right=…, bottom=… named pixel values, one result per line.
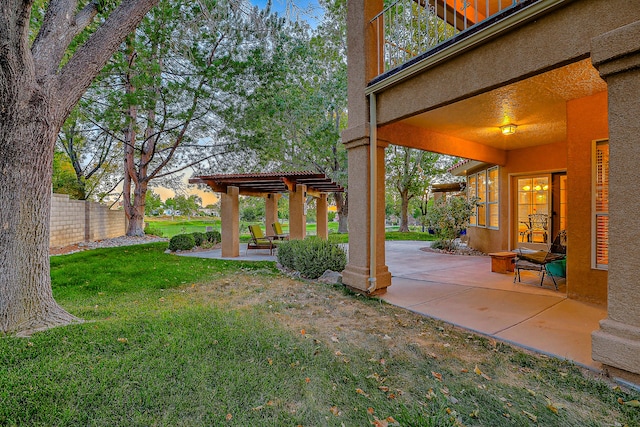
left=519, top=213, right=549, bottom=243
left=271, top=222, right=289, bottom=240
left=247, top=224, right=276, bottom=255
left=514, top=230, right=566, bottom=289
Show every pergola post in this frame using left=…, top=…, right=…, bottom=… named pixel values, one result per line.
left=316, top=193, right=329, bottom=240
left=221, top=186, right=239, bottom=257
left=289, top=184, right=307, bottom=240
left=265, top=193, right=281, bottom=236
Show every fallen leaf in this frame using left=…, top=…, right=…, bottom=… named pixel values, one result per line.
left=431, top=371, right=443, bottom=382
left=460, top=368, right=468, bottom=373
left=469, top=409, right=479, bottom=418
left=330, top=406, right=340, bottom=416
left=387, top=393, right=396, bottom=400
left=622, top=399, right=640, bottom=407
left=371, top=417, right=388, bottom=427
left=117, top=337, right=128, bottom=343
left=378, top=386, right=390, bottom=392
left=300, top=329, right=306, bottom=335
left=335, top=351, right=344, bottom=356
left=526, top=388, right=537, bottom=396
left=225, top=413, right=232, bottom=421
left=367, top=407, right=375, bottom=415
left=474, top=365, right=492, bottom=380
left=305, top=377, right=311, bottom=383
left=331, top=335, right=339, bottom=343
left=428, top=352, right=438, bottom=359
left=268, top=358, right=273, bottom=365
left=356, top=388, right=369, bottom=397
left=522, top=410, right=537, bottom=422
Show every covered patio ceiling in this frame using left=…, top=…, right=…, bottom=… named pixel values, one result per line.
left=189, top=171, right=344, bottom=198
left=396, top=58, right=607, bottom=151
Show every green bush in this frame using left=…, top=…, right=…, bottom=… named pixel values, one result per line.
left=191, top=232, right=205, bottom=246
left=144, top=224, right=164, bottom=237
left=205, top=230, right=221, bottom=244
left=168, top=233, right=196, bottom=251
left=277, top=238, right=347, bottom=279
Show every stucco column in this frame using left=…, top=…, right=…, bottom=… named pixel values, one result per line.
left=591, top=21, right=640, bottom=381
left=265, top=193, right=281, bottom=236
left=221, top=186, right=239, bottom=257
left=342, top=138, right=391, bottom=294
left=289, top=184, right=307, bottom=240
left=316, top=193, right=329, bottom=240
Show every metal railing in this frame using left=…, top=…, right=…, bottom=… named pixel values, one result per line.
left=371, top=0, right=527, bottom=76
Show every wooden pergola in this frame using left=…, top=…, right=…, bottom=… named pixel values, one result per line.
left=189, top=171, right=344, bottom=257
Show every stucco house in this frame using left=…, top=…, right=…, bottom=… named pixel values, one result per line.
left=342, top=0, right=640, bottom=383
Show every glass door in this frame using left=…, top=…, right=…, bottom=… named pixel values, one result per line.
left=516, top=175, right=551, bottom=250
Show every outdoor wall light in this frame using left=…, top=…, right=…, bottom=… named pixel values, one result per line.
left=500, top=124, right=517, bottom=135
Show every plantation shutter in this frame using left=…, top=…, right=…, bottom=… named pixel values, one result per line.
left=595, top=141, right=609, bottom=268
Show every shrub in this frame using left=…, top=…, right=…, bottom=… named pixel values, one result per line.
left=277, top=238, right=347, bottom=279
left=144, top=224, right=164, bottom=237
left=191, top=232, right=205, bottom=246
left=205, top=230, right=221, bottom=244
left=426, top=196, right=477, bottom=249
left=168, top=233, right=196, bottom=251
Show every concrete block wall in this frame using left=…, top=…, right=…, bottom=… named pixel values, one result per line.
left=50, top=193, right=126, bottom=248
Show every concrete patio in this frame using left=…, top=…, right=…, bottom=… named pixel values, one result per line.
left=182, top=241, right=607, bottom=371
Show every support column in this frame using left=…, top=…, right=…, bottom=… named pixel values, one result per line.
left=289, top=184, right=307, bottom=240
left=221, top=186, right=239, bottom=257
left=341, top=138, right=391, bottom=294
left=265, top=193, right=281, bottom=236
left=591, top=21, right=640, bottom=382
left=316, top=193, right=329, bottom=240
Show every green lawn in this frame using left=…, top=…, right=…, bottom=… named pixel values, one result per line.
left=146, top=218, right=436, bottom=244
left=0, top=243, right=637, bottom=426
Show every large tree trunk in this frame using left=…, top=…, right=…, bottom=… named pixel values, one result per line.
left=0, top=82, right=78, bottom=335
left=335, top=191, right=348, bottom=233
left=0, top=0, right=159, bottom=335
left=399, top=190, right=411, bottom=232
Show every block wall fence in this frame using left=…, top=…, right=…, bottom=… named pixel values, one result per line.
left=50, top=193, right=126, bottom=247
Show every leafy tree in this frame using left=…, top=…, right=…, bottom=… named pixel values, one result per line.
left=0, top=0, right=160, bottom=335
left=81, top=0, right=282, bottom=236
left=52, top=151, right=84, bottom=199
left=220, top=0, right=349, bottom=232
left=426, top=196, right=478, bottom=250
left=386, top=146, right=448, bottom=232
left=56, top=106, right=121, bottom=201
left=173, top=194, right=202, bottom=219
left=144, top=189, right=163, bottom=216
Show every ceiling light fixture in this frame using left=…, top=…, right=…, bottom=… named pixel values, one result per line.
left=500, top=124, right=517, bottom=135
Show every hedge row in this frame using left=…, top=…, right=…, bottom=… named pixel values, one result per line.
left=168, top=230, right=221, bottom=251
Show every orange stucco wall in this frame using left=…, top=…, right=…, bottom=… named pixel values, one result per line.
left=566, top=91, right=609, bottom=304
left=466, top=92, right=609, bottom=305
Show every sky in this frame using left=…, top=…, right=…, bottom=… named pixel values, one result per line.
left=251, top=0, right=323, bottom=23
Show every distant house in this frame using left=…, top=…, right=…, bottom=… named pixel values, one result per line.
left=343, top=0, right=640, bottom=383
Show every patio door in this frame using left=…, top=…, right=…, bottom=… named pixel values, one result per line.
left=515, top=175, right=551, bottom=250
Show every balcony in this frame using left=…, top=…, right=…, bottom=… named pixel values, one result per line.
left=370, top=0, right=556, bottom=83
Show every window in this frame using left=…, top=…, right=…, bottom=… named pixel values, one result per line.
left=594, top=140, right=609, bottom=269
left=468, top=175, right=477, bottom=226
left=467, top=167, right=499, bottom=229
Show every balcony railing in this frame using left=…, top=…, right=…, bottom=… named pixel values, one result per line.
left=371, top=0, right=533, bottom=76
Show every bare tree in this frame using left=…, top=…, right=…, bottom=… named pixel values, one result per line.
left=0, top=0, right=159, bottom=335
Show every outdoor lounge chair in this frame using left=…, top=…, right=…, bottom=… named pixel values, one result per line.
left=271, top=222, right=289, bottom=240
left=247, top=224, right=276, bottom=255
left=514, top=230, right=566, bottom=289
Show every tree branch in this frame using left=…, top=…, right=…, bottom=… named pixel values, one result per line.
left=56, top=0, right=160, bottom=118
